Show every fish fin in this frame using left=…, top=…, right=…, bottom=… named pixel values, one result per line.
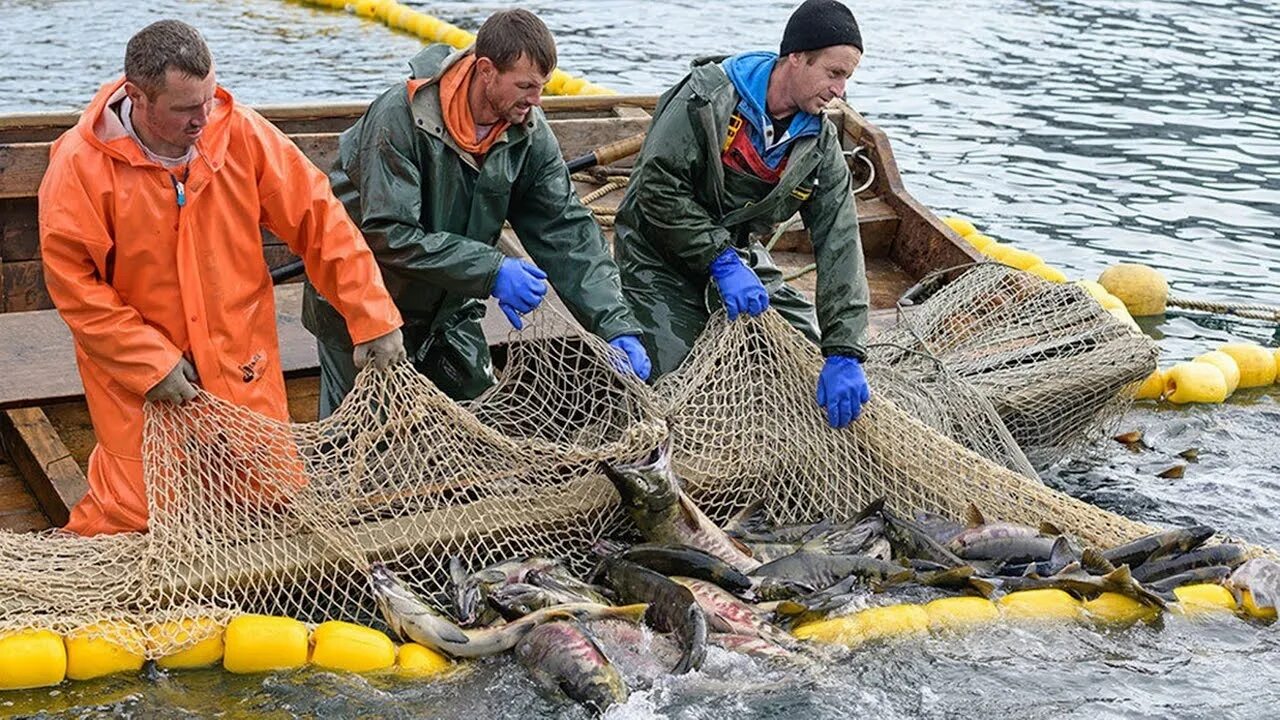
left=724, top=499, right=768, bottom=535
left=1104, top=565, right=1133, bottom=584
left=435, top=619, right=471, bottom=645
left=1081, top=548, right=1116, bottom=575
left=965, top=503, right=985, bottom=528
left=967, top=577, right=997, bottom=598
left=853, top=497, right=887, bottom=524
left=610, top=603, right=650, bottom=624
left=1040, top=522, right=1064, bottom=537
left=1049, top=536, right=1076, bottom=569
left=1056, top=561, right=1083, bottom=576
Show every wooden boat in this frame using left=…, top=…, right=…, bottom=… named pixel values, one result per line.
left=0, top=94, right=977, bottom=533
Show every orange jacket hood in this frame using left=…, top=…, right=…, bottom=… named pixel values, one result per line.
left=75, top=76, right=234, bottom=172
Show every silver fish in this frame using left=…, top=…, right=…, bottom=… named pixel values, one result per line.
left=371, top=563, right=646, bottom=658
left=601, top=442, right=760, bottom=572
left=1229, top=557, right=1280, bottom=611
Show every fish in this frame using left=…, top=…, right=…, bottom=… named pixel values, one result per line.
left=956, top=535, right=1071, bottom=565
left=450, top=555, right=563, bottom=627
left=947, top=504, right=1051, bottom=552
left=1148, top=565, right=1234, bottom=596
left=742, top=540, right=810, bottom=564
left=515, top=620, right=628, bottom=716
left=708, top=633, right=798, bottom=661
left=601, top=443, right=760, bottom=572
left=370, top=563, right=647, bottom=659
left=989, top=536, right=1084, bottom=576
left=1101, top=526, right=1216, bottom=569
left=913, top=511, right=967, bottom=545
left=675, top=577, right=800, bottom=648
left=996, top=563, right=1167, bottom=608
left=588, top=618, right=684, bottom=687
left=749, top=551, right=914, bottom=592
left=488, top=574, right=613, bottom=620
left=590, top=557, right=708, bottom=674
left=1228, top=557, right=1280, bottom=611
left=1130, top=544, right=1247, bottom=584
left=878, top=504, right=966, bottom=567
left=607, top=543, right=753, bottom=594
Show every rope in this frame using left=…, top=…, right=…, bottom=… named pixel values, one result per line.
left=294, top=0, right=613, bottom=96
left=1168, top=295, right=1280, bottom=322
left=579, top=178, right=629, bottom=206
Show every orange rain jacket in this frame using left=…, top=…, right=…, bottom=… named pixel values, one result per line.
left=39, top=78, right=403, bottom=535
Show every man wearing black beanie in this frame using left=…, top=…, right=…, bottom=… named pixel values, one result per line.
left=613, top=0, right=872, bottom=429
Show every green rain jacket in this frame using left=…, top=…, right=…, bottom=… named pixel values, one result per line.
left=303, top=45, right=640, bottom=395
left=614, top=56, right=870, bottom=373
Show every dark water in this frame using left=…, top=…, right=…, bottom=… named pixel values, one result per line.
left=2, top=0, right=1279, bottom=717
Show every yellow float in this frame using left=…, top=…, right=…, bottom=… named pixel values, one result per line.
left=1163, top=362, right=1229, bottom=404
left=1240, top=590, right=1278, bottom=622
left=1134, top=368, right=1165, bottom=400
left=1216, top=344, right=1277, bottom=388
left=985, top=244, right=1044, bottom=271
left=311, top=621, right=397, bottom=673
left=1171, top=584, right=1238, bottom=615
left=397, top=642, right=455, bottom=677
left=1083, top=592, right=1160, bottom=626
left=223, top=615, right=310, bottom=674
left=1193, top=351, right=1240, bottom=397
left=0, top=629, right=66, bottom=690
left=998, top=589, right=1082, bottom=621
left=965, top=233, right=997, bottom=252
left=147, top=617, right=225, bottom=670
left=1098, top=263, right=1168, bottom=316
left=64, top=621, right=146, bottom=681
left=1025, top=263, right=1067, bottom=283
left=924, top=596, right=1000, bottom=631
left=941, top=216, right=978, bottom=237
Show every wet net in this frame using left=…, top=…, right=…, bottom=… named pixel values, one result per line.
left=0, top=266, right=1170, bottom=657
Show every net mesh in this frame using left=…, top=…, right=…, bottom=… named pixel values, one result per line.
left=0, top=267, right=1189, bottom=657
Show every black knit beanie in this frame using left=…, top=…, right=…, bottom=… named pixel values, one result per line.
left=779, top=0, right=863, bottom=56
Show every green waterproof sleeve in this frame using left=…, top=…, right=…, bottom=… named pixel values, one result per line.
left=801, top=135, right=870, bottom=359
left=628, top=95, right=733, bottom=276
left=509, top=131, right=642, bottom=341
left=348, top=102, right=504, bottom=299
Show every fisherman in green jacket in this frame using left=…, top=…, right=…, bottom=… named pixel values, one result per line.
left=303, top=9, right=650, bottom=415
left=614, top=0, right=871, bottom=428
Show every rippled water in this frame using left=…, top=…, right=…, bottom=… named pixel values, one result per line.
left=1, top=0, right=1278, bottom=717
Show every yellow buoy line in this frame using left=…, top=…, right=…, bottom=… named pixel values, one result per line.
left=3, top=577, right=1274, bottom=691
left=0, top=615, right=453, bottom=691
left=942, top=216, right=1280, bottom=406
left=792, top=582, right=1276, bottom=649
left=293, top=0, right=614, bottom=96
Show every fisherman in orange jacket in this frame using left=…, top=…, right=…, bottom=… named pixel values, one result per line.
left=38, top=20, right=406, bottom=536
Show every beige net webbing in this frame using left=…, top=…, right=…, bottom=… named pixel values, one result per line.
left=0, top=266, right=1173, bottom=657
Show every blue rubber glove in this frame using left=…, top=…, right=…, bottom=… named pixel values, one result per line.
left=816, top=355, right=871, bottom=429
left=708, top=247, right=769, bottom=320
left=608, top=335, right=652, bottom=381
left=491, top=258, right=548, bottom=329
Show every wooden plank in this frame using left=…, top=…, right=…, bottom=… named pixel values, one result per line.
left=0, top=96, right=657, bottom=143
left=0, top=406, right=87, bottom=526
left=0, top=118, right=653, bottom=203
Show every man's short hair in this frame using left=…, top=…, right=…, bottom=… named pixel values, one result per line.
left=474, top=9, right=557, bottom=75
left=125, top=20, right=212, bottom=98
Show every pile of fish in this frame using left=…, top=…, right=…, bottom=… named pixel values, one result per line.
left=369, top=443, right=1279, bottom=716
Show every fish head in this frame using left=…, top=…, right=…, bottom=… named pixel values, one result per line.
left=449, top=556, right=485, bottom=626
left=369, top=562, right=444, bottom=638
left=601, top=442, right=679, bottom=517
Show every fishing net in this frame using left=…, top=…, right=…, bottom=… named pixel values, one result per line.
left=0, top=267, right=1170, bottom=657
left=869, top=263, right=1160, bottom=469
